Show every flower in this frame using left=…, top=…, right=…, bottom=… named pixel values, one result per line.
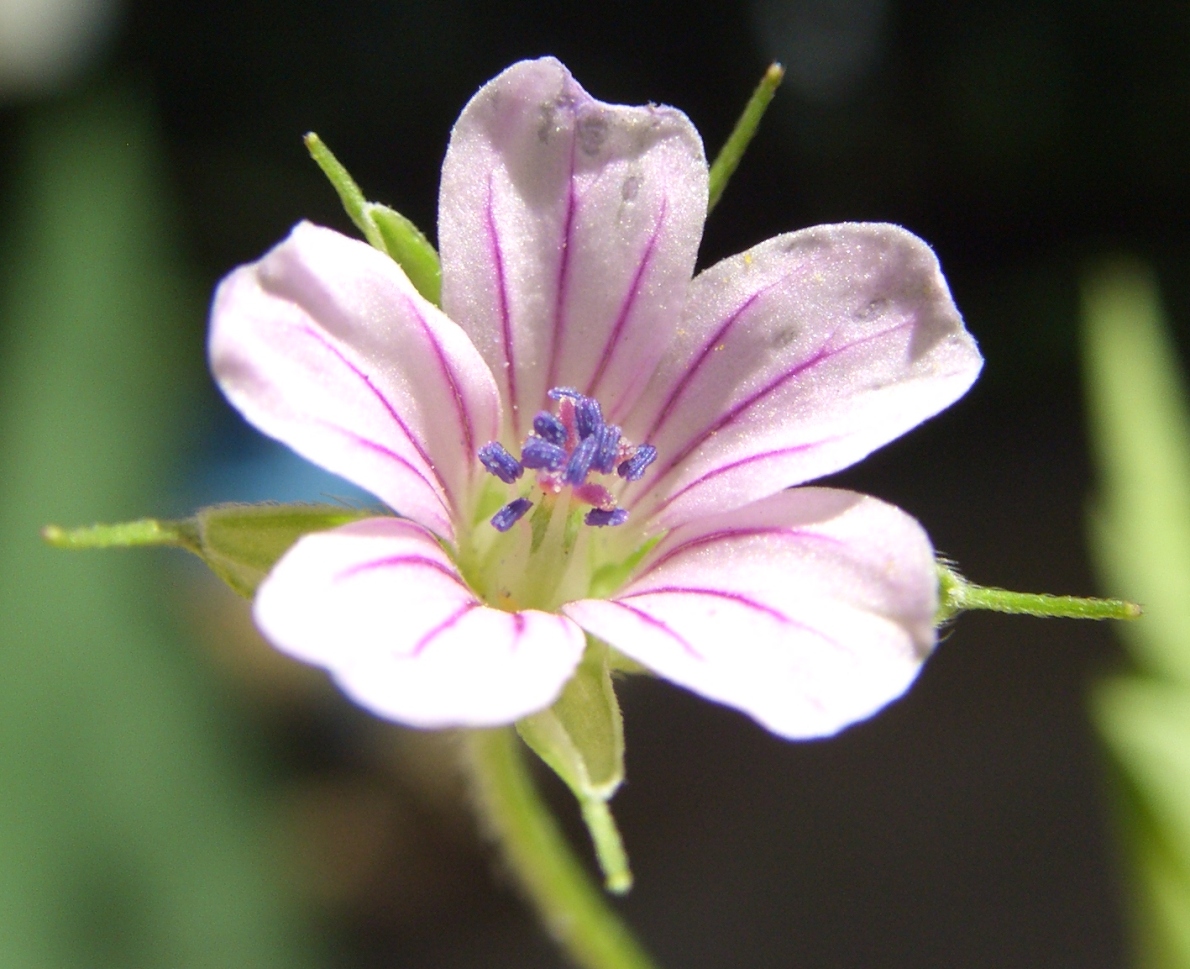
left=209, top=57, right=982, bottom=739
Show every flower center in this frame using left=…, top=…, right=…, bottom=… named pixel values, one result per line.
left=477, top=387, right=657, bottom=533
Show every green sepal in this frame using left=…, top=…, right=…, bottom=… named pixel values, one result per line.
left=195, top=503, right=375, bottom=597
left=367, top=204, right=442, bottom=306
left=304, top=132, right=442, bottom=306
left=517, top=638, right=633, bottom=892
left=518, top=638, right=625, bottom=799
left=45, top=503, right=376, bottom=598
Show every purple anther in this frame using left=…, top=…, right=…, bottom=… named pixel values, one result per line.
left=532, top=411, right=567, bottom=447
left=592, top=424, right=622, bottom=474
left=585, top=507, right=629, bottom=527
left=548, top=386, right=582, bottom=401
left=491, top=497, right=533, bottom=532
left=521, top=436, right=568, bottom=472
left=478, top=441, right=523, bottom=483
left=564, top=434, right=599, bottom=486
left=575, top=395, right=604, bottom=439
left=617, top=444, right=657, bottom=482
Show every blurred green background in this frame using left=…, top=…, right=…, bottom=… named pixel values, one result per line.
left=2, top=0, right=1188, bottom=966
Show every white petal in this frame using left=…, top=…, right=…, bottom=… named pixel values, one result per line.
left=564, top=488, right=938, bottom=738
left=625, top=224, right=982, bottom=528
left=439, top=57, right=707, bottom=439
left=210, top=222, right=501, bottom=540
left=255, top=518, right=586, bottom=728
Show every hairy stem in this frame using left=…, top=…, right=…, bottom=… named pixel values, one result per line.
left=937, top=562, right=1141, bottom=623
left=460, top=728, right=660, bottom=969
left=707, top=63, right=785, bottom=214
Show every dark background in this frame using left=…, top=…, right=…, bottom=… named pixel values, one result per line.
left=3, top=0, right=1187, bottom=965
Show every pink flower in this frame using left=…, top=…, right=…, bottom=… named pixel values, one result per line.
left=209, top=58, right=982, bottom=738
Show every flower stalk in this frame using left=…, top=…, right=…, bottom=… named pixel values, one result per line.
left=936, top=563, right=1141, bottom=623
left=707, top=62, right=785, bottom=213
left=461, top=727, right=659, bottom=969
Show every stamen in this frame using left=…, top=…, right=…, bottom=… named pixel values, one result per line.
left=564, top=434, right=598, bottom=486
left=479, top=388, right=658, bottom=533
left=491, top=497, right=533, bottom=532
left=521, top=436, right=568, bottom=471
left=617, top=444, right=657, bottom=482
left=575, top=396, right=604, bottom=439
left=533, top=412, right=567, bottom=446
left=592, top=424, right=622, bottom=474
left=585, top=508, right=629, bottom=527
left=478, top=442, right=523, bottom=483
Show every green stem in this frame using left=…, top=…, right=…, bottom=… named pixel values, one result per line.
left=580, top=797, right=632, bottom=895
left=42, top=518, right=199, bottom=552
left=707, top=63, right=785, bottom=214
left=460, top=728, right=660, bottom=969
left=303, top=132, right=383, bottom=248
left=937, top=563, right=1141, bottom=623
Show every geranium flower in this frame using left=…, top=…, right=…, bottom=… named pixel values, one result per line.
left=209, top=57, right=982, bottom=739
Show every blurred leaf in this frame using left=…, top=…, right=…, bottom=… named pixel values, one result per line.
left=0, top=90, right=316, bottom=966
left=1084, top=259, right=1190, bottom=968
left=1083, top=260, right=1190, bottom=681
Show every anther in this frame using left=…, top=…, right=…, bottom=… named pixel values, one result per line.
left=548, top=387, right=582, bottom=401
left=575, top=396, right=604, bottom=439
left=617, top=444, right=657, bottom=482
left=564, top=434, right=598, bottom=486
left=478, top=442, right=523, bottom=483
left=521, top=436, right=568, bottom=471
left=491, top=497, right=533, bottom=532
left=593, top=424, right=622, bottom=474
left=585, top=508, right=629, bottom=527
left=532, top=412, right=567, bottom=446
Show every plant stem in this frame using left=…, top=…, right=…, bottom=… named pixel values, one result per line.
left=707, top=63, right=785, bottom=214
left=937, top=562, right=1141, bottom=623
left=460, top=727, right=661, bottom=969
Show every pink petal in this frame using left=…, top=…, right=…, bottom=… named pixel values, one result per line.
left=438, top=57, right=707, bottom=439
left=210, top=222, right=501, bottom=541
left=564, top=488, right=938, bottom=739
left=255, top=517, right=586, bottom=728
left=624, top=224, right=982, bottom=529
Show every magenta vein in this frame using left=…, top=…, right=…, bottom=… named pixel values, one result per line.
left=544, top=131, right=580, bottom=394
left=316, top=420, right=452, bottom=519
left=485, top=175, right=518, bottom=423
left=649, top=320, right=913, bottom=485
left=602, top=598, right=705, bottom=660
left=587, top=199, right=668, bottom=401
left=398, top=292, right=475, bottom=461
left=335, top=552, right=467, bottom=586
left=632, top=524, right=845, bottom=579
left=636, top=439, right=841, bottom=517
left=410, top=602, right=479, bottom=657
left=296, top=326, right=452, bottom=502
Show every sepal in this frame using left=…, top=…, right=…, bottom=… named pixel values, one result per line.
left=195, top=503, right=375, bottom=597
left=45, top=503, right=376, bottom=598
left=517, top=637, right=633, bottom=892
left=304, top=132, right=442, bottom=305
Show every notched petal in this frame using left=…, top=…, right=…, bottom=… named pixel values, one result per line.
left=209, top=222, right=501, bottom=539
left=627, top=223, right=982, bottom=528
left=564, top=487, right=938, bottom=739
left=439, top=57, right=708, bottom=440
left=255, top=518, right=586, bottom=728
